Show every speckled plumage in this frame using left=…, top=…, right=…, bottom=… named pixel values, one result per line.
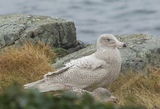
left=24, top=34, right=126, bottom=92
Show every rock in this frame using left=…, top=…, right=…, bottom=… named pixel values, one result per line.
left=52, top=34, right=160, bottom=73
left=0, top=14, right=77, bottom=49
left=118, top=34, right=160, bottom=73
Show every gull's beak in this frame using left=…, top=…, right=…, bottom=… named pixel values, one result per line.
left=123, top=43, right=127, bottom=47
left=110, top=95, right=118, bottom=103
left=115, top=41, right=127, bottom=48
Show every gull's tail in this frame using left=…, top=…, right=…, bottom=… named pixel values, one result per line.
left=24, top=66, right=70, bottom=92
left=24, top=81, right=69, bottom=92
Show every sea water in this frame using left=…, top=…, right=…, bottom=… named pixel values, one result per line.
left=0, top=0, right=160, bottom=43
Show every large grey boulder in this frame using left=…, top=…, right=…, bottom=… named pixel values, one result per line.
left=0, top=14, right=77, bottom=49
left=52, top=34, right=160, bottom=73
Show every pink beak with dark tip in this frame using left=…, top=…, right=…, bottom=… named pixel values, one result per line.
left=115, top=41, right=127, bottom=48
left=123, top=43, right=127, bottom=47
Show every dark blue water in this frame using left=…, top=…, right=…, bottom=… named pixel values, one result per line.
left=0, top=0, right=160, bottom=43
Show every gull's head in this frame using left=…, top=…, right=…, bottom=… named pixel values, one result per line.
left=97, top=34, right=126, bottom=48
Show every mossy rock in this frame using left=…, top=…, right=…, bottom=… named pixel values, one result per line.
left=54, top=47, right=69, bottom=58
left=0, top=14, right=77, bottom=50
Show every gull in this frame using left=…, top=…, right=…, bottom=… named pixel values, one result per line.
left=24, top=34, right=126, bottom=100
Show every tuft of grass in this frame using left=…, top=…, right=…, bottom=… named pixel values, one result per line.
left=109, top=66, right=160, bottom=109
left=0, top=41, right=56, bottom=90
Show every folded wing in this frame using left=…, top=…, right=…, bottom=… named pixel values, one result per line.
left=24, top=54, right=109, bottom=92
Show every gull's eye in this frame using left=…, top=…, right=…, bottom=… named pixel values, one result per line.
left=107, top=38, right=110, bottom=41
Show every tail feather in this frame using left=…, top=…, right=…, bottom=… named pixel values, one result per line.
left=24, top=66, right=72, bottom=92
left=24, top=79, right=45, bottom=89
left=24, top=80, right=70, bottom=92
left=37, top=83, right=70, bottom=92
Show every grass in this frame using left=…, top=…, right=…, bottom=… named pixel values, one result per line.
left=0, top=42, right=160, bottom=108
left=109, top=66, right=160, bottom=109
left=0, top=41, right=56, bottom=90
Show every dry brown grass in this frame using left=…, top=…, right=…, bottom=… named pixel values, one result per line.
left=109, top=66, right=160, bottom=109
left=0, top=41, right=56, bottom=90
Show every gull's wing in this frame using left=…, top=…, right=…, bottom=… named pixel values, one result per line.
left=24, top=54, right=108, bottom=92
left=44, top=54, right=107, bottom=78
left=44, top=66, right=71, bottom=78
left=43, top=55, right=109, bottom=89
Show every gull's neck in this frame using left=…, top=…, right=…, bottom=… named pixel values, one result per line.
left=95, top=45, right=121, bottom=63
left=96, top=43, right=117, bottom=53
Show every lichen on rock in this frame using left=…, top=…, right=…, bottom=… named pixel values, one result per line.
left=0, top=14, right=77, bottom=49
